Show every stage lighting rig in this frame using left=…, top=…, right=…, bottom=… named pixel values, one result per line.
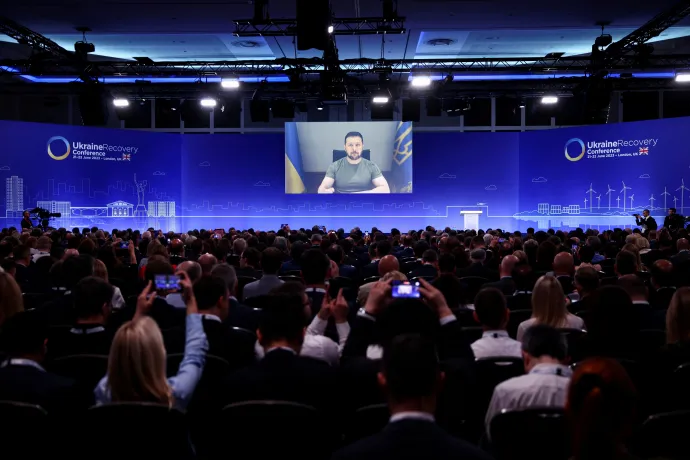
left=74, top=27, right=95, bottom=59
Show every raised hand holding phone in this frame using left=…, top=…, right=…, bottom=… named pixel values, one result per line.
left=417, top=278, right=453, bottom=320
left=177, top=270, right=198, bottom=315
left=134, top=281, right=156, bottom=321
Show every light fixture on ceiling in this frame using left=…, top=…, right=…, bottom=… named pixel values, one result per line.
left=675, top=72, right=690, bottom=82
left=328, top=25, right=334, bottom=34
left=200, top=98, right=217, bottom=108
left=541, top=96, right=558, bottom=104
left=113, top=98, right=129, bottom=107
left=410, top=76, right=432, bottom=88
left=221, top=77, right=240, bottom=89
left=519, top=99, right=526, bottom=108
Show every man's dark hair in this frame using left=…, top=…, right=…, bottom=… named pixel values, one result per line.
left=521, top=324, right=567, bottom=361
left=258, top=294, right=307, bottom=344
left=651, top=260, right=674, bottom=287
left=421, top=249, right=438, bottom=264
left=574, top=266, right=599, bottom=293
left=432, top=275, right=463, bottom=308
left=344, top=131, right=364, bottom=144
left=12, top=244, right=30, bottom=261
left=144, top=259, right=174, bottom=282
left=615, top=250, right=638, bottom=275
left=271, top=281, right=306, bottom=297
left=300, top=249, right=330, bottom=285
left=382, top=333, right=439, bottom=402
left=261, top=247, right=283, bottom=275
left=511, top=264, right=534, bottom=291
left=289, top=241, right=306, bottom=263
left=413, top=240, right=430, bottom=259
left=474, top=287, right=507, bottom=329
left=643, top=209, right=650, bottom=214
left=73, top=276, right=114, bottom=319
left=0, top=312, right=46, bottom=357
left=193, top=276, right=228, bottom=311
left=438, top=253, right=455, bottom=273
left=378, top=299, right=439, bottom=346
left=326, top=244, right=344, bottom=265
left=63, top=254, right=95, bottom=289
left=670, top=207, right=677, bottom=213
left=376, top=240, right=392, bottom=257
left=242, top=247, right=262, bottom=267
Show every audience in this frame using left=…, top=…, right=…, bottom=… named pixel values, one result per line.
left=471, top=287, right=522, bottom=359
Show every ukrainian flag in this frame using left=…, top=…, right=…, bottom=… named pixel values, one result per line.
left=285, top=123, right=306, bottom=193
left=391, top=121, right=413, bottom=193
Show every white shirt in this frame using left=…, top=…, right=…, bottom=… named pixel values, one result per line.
left=389, top=411, right=435, bottom=424
left=485, top=363, right=572, bottom=438
left=32, top=251, right=50, bottom=263
left=516, top=314, right=585, bottom=342
left=166, top=293, right=186, bottom=308
left=471, top=331, right=522, bottom=360
left=254, top=315, right=350, bottom=367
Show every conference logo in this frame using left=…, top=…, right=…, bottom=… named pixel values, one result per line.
left=564, top=138, right=585, bottom=162
left=47, top=136, right=71, bottom=160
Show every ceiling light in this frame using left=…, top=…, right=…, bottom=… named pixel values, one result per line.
left=519, top=99, right=526, bottom=108
left=675, top=73, right=690, bottom=82
left=411, top=76, right=432, bottom=88
left=541, top=96, right=558, bottom=104
left=328, top=25, right=334, bottom=34
left=372, top=96, right=389, bottom=104
left=113, top=98, right=129, bottom=107
left=221, top=78, right=240, bottom=89
left=200, top=98, right=217, bottom=108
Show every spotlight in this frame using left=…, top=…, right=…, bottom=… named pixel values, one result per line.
left=541, top=96, right=558, bottom=104
left=675, top=72, right=690, bottom=82
left=200, top=98, right=217, bottom=108
left=411, top=76, right=432, bottom=88
left=328, top=25, right=334, bottom=34
left=372, top=96, right=389, bottom=104
left=221, top=78, right=240, bottom=89
left=113, top=98, right=129, bottom=107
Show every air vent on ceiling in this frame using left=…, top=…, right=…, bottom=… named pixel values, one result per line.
left=426, top=38, right=456, bottom=46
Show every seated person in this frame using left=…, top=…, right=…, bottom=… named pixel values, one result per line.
left=471, top=288, right=522, bottom=359
left=485, top=324, right=572, bottom=438
left=318, top=132, right=390, bottom=194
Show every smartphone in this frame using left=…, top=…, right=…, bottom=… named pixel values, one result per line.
left=281, top=223, right=289, bottom=229
left=120, top=242, right=129, bottom=249
left=214, top=229, right=225, bottom=236
left=572, top=244, right=578, bottom=251
left=391, top=281, right=421, bottom=298
left=498, top=238, right=505, bottom=243
left=154, top=274, right=181, bottom=292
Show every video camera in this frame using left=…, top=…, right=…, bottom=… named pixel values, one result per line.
left=30, top=207, right=61, bottom=219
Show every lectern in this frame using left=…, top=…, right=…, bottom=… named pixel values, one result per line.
left=460, top=210, right=483, bottom=231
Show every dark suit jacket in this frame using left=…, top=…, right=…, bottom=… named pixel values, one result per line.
left=332, top=419, right=493, bottom=460
left=0, top=362, right=91, bottom=414
left=636, top=215, right=658, bottom=231
left=227, top=298, right=259, bottom=332
left=163, top=316, right=255, bottom=371
left=483, top=277, right=515, bottom=296
left=360, top=261, right=380, bottom=280
left=457, top=263, right=498, bottom=281
left=46, top=324, right=114, bottom=362
left=222, top=349, right=336, bottom=414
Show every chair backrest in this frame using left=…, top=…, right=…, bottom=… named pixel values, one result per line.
left=333, top=149, right=371, bottom=162
left=410, top=276, right=436, bottom=284
left=166, top=353, right=231, bottom=379
left=278, top=275, right=302, bottom=283
left=490, top=408, right=569, bottom=460
left=461, top=326, right=484, bottom=343
left=344, top=404, right=390, bottom=444
left=221, top=401, right=331, bottom=458
left=639, top=329, right=666, bottom=351
left=362, top=276, right=380, bottom=285
left=236, top=276, right=258, bottom=300
left=636, top=410, right=690, bottom=459
left=558, top=328, right=587, bottom=361
left=0, top=401, right=49, bottom=456
left=49, top=354, right=108, bottom=389
left=284, top=270, right=302, bottom=277
left=21, top=292, right=56, bottom=310
left=243, top=294, right=271, bottom=309
left=459, top=276, right=489, bottom=300
left=506, top=308, right=532, bottom=339
left=82, top=403, right=192, bottom=459
left=475, top=357, right=525, bottom=422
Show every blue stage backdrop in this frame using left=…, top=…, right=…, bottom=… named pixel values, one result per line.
left=1, top=118, right=688, bottom=232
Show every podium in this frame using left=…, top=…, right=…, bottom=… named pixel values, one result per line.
left=460, top=210, right=483, bottom=231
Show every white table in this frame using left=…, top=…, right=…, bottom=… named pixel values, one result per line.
left=460, top=210, right=483, bottom=231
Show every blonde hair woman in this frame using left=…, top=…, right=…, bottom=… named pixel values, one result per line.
left=666, top=287, right=690, bottom=344
left=94, top=272, right=208, bottom=409
left=0, top=272, right=23, bottom=326
left=516, top=275, right=585, bottom=342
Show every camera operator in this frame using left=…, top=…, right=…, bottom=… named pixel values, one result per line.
left=664, top=207, right=685, bottom=231
left=20, top=210, right=33, bottom=230
left=634, top=209, right=657, bottom=232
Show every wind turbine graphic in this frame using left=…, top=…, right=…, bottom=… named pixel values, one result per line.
left=629, top=194, right=635, bottom=209
left=674, top=196, right=679, bottom=208
left=584, top=197, right=588, bottom=209
left=662, top=187, right=670, bottom=210
left=606, top=184, right=615, bottom=210
left=616, top=196, right=621, bottom=208
left=596, top=194, right=602, bottom=209
left=676, top=179, right=688, bottom=214
left=621, top=181, right=632, bottom=212
left=586, top=183, right=597, bottom=213
left=649, top=194, right=656, bottom=209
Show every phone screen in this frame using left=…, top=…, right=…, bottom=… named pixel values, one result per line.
left=281, top=223, right=289, bottom=229
left=120, top=242, right=129, bottom=249
left=154, top=274, right=181, bottom=292
left=498, top=238, right=505, bottom=243
left=391, top=281, right=421, bottom=298
left=572, top=244, right=578, bottom=251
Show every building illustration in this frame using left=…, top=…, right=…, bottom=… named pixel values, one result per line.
left=5, top=176, right=24, bottom=218
left=148, top=201, right=176, bottom=218
left=107, top=201, right=135, bottom=217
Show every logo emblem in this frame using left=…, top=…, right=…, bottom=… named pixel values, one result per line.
left=564, top=138, right=585, bottom=162
left=639, top=147, right=649, bottom=155
left=122, top=154, right=131, bottom=161
left=47, top=136, right=70, bottom=160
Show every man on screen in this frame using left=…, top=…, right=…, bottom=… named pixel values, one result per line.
left=318, top=132, right=390, bottom=194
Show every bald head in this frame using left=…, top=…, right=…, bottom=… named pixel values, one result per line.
left=170, top=238, right=184, bottom=255
left=198, top=253, right=218, bottom=275
left=177, top=260, right=202, bottom=283
left=553, top=252, right=574, bottom=276
left=499, top=255, right=519, bottom=278
left=651, top=259, right=674, bottom=288
left=618, top=274, right=648, bottom=301
left=678, top=238, right=689, bottom=251
left=378, top=254, right=400, bottom=277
